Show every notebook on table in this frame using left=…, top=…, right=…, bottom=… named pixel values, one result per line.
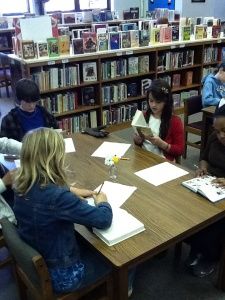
left=93, top=207, right=145, bottom=246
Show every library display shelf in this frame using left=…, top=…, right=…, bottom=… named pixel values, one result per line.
left=8, top=37, right=225, bottom=132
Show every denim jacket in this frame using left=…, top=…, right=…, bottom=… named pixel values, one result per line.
left=14, top=183, right=112, bottom=268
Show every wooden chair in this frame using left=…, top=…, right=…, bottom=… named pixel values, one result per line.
left=0, top=218, right=113, bottom=300
left=0, top=52, right=11, bottom=98
left=183, top=95, right=203, bottom=158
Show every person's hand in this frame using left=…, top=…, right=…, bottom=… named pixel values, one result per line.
left=2, top=170, right=16, bottom=187
left=212, top=177, right=225, bottom=187
left=133, top=133, right=144, bottom=146
left=147, top=136, right=165, bottom=149
left=196, top=167, right=208, bottom=177
left=70, top=187, right=96, bottom=198
left=93, top=192, right=107, bottom=205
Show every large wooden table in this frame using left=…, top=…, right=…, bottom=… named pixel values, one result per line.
left=66, top=133, right=225, bottom=300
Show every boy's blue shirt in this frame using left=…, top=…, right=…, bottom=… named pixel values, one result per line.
left=14, top=183, right=112, bottom=268
left=202, top=74, right=225, bottom=107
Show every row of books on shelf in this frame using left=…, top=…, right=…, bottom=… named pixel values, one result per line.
left=172, top=90, right=198, bottom=107
left=18, top=25, right=225, bottom=61
left=159, top=71, right=194, bottom=88
left=102, top=82, right=139, bottom=103
left=203, top=46, right=225, bottom=64
left=101, top=55, right=150, bottom=79
left=58, top=110, right=97, bottom=133
left=102, top=103, right=138, bottom=126
left=40, top=91, right=78, bottom=114
left=157, top=49, right=194, bottom=72
left=40, top=86, right=96, bottom=114
left=49, top=7, right=139, bottom=25
left=31, top=61, right=98, bottom=91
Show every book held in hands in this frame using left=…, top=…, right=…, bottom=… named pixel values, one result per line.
left=131, top=109, right=153, bottom=136
left=182, top=176, right=225, bottom=203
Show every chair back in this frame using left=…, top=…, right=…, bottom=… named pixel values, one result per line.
left=0, top=52, right=11, bottom=97
left=184, top=95, right=202, bottom=118
left=0, top=218, right=53, bottom=300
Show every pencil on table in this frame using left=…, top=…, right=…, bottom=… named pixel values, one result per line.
left=120, top=157, right=130, bottom=161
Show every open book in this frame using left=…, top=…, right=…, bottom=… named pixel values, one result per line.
left=131, top=109, right=153, bottom=136
left=93, top=208, right=145, bottom=246
left=182, top=176, right=225, bottom=203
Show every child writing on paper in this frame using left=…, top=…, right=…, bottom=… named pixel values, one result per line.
left=13, top=127, right=113, bottom=294
left=185, top=99, right=225, bottom=277
left=133, top=79, right=184, bottom=161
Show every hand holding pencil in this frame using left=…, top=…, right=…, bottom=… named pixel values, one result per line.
left=93, top=182, right=107, bottom=205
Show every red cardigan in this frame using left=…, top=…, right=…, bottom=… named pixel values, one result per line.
left=134, top=114, right=184, bottom=161
left=161, top=115, right=184, bottom=161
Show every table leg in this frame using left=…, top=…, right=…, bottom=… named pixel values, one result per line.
left=113, top=266, right=128, bottom=300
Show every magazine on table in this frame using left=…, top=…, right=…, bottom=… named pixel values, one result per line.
left=182, top=175, right=225, bottom=203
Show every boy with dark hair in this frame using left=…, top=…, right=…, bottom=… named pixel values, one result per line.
left=0, top=78, right=58, bottom=142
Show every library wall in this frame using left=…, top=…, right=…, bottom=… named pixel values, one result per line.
left=176, top=0, right=225, bottom=20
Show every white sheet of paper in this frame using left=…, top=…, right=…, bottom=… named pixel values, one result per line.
left=87, top=181, right=137, bottom=208
left=64, top=138, right=76, bottom=153
left=91, top=142, right=131, bottom=158
left=14, top=159, right=21, bottom=168
left=135, top=162, right=189, bottom=186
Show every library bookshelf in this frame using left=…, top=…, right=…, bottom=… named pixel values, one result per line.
left=8, top=37, right=225, bottom=133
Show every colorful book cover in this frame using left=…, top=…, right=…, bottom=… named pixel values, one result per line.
left=51, top=16, right=59, bottom=37
left=127, top=82, right=138, bottom=97
left=159, top=27, right=172, bottom=43
left=150, top=28, right=160, bottom=44
left=108, top=26, right=119, bottom=32
left=109, top=32, right=121, bottom=50
left=138, top=55, right=149, bottom=73
left=181, top=26, right=191, bottom=41
left=58, top=35, right=70, bottom=55
left=97, top=33, right=108, bottom=51
left=130, top=7, right=139, bottom=19
left=121, top=31, right=131, bottom=48
left=92, top=23, right=107, bottom=33
left=212, top=25, right=221, bottom=38
left=37, top=42, right=48, bottom=58
left=172, top=74, right=181, bottom=88
left=139, top=30, right=150, bottom=47
left=120, top=23, right=137, bottom=31
left=72, top=38, right=84, bottom=54
left=47, top=37, right=59, bottom=57
left=171, top=25, right=179, bottom=42
left=194, top=25, right=205, bottom=40
left=130, top=30, right=139, bottom=48
left=83, top=32, right=97, bottom=53
left=82, top=86, right=95, bottom=105
left=82, top=62, right=97, bottom=82
left=128, top=57, right=139, bottom=75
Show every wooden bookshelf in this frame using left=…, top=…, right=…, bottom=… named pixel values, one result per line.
left=8, top=37, right=225, bottom=132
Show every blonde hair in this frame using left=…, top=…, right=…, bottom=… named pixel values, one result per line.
left=15, top=127, right=67, bottom=195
